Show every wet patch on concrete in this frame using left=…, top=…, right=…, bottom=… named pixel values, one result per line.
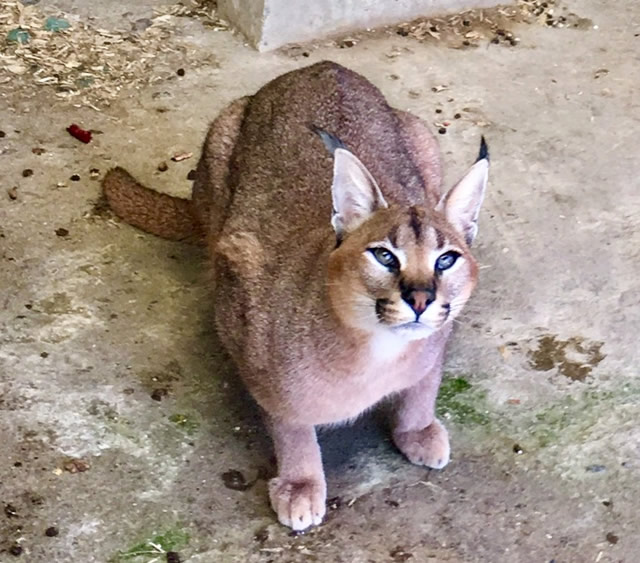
left=527, top=334, right=605, bottom=381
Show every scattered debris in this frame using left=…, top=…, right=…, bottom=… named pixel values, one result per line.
left=605, top=532, right=619, bottom=545
left=44, top=526, right=59, bottom=537
left=338, top=37, right=357, bottom=48
left=70, top=174, right=80, bottom=181
left=171, top=151, right=193, bottom=162
left=585, top=464, right=606, bottom=473
left=55, top=227, right=69, bottom=237
left=390, top=546, right=413, bottom=562
left=7, top=27, right=30, bottom=44
left=4, top=503, right=19, bottom=518
left=157, top=161, right=169, bottom=172
left=513, top=443, right=524, bottom=454
left=253, top=528, right=269, bottom=543
left=63, top=457, right=90, bottom=473
left=21, top=168, right=33, bottom=177
left=31, top=146, right=45, bottom=154
left=9, top=544, right=23, bottom=556
left=67, top=124, right=92, bottom=144
left=221, top=469, right=253, bottom=491
left=390, top=1, right=592, bottom=49
left=43, top=16, right=70, bottom=32
left=89, top=167, right=100, bottom=178
left=7, top=186, right=18, bottom=200
left=0, top=1, right=222, bottom=108
left=151, top=388, right=169, bottom=401
left=166, top=552, right=181, bottom=563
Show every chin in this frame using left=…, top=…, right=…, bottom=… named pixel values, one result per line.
left=391, top=321, right=437, bottom=340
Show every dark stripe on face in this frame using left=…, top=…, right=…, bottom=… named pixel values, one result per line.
left=388, top=225, right=398, bottom=247
left=408, top=206, right=422, bottom=241
left=434, top=228, right=446, bottom=249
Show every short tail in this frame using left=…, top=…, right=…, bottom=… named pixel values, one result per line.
left=102, top=167, right=204, bottom=244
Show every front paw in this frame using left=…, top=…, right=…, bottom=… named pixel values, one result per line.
left=393, top=418, right=450, bottom=469
left=268, top=476, right=327, bottom=531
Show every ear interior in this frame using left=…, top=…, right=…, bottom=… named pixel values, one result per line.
left=439, top=147, right=489, bottom=245
left=331, top=148, right=387, bottom=236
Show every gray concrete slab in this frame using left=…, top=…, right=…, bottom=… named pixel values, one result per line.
left=218, top=0, right=509, bottom=51
left=1, top=0, right=639, bottom=561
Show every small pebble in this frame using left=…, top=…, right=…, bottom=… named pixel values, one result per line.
left=40, top=352, right=49, bottom=358
left=176, top=68, right=185, bottom=77
left=454, top=113, right=462, bottom=119
left=435, top=108, right=442, bottom=114
left=513, top=444, right=524, bottom=454
left=158, top=162, right=169, bottom=172
left=438, top=127, right=447, bottom=135
left=187, top=169, right=196, bottom=181
left=89, top=168, right=100, bottom=179
left=45, top=526, right=59, bottom=537
left=166, top=553, right=181, bottom=563
left=14, top=461, right=23, bottom=467
left=0, top=130, right=6, bottom=137
left=602, top=500, right=612, bottom=507
left=4, top=504, right=18, bottom=518
left=32, top=147, right=46, bottom=155
left=70, top=174, right=80, bottom=181
left=22, top=169, right=33, bottom=177
left=462, top=40, right=471, bottom=46
left=9, top=545, right=23, bottom=556
left=55, top=228, right=69, bottom=237
left=605, top=532, right=619, bottom=544
left=8, top=186, right=18, bottom=200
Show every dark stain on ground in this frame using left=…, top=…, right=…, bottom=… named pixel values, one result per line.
left=528, top=334, right=605, bottom=381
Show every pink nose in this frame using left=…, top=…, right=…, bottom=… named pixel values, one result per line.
left=404, top=290, right=431, bottom=316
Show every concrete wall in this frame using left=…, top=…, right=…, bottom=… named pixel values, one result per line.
left=218, top=0, right=508, bottom=51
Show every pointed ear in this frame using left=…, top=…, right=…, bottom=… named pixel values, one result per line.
left=438, top=138, right=489, bottom=246
left=331, top=148, right=388, bottom=237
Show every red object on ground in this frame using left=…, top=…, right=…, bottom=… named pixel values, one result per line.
left=66, top=124, right=92, bottom=144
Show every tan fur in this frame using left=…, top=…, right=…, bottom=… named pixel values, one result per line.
left=102, top=61, right=488, bottom=531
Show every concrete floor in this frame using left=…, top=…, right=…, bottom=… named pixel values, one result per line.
left=2, top=0, right=640, bottom=561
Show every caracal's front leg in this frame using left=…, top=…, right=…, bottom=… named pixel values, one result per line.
left=392, top=363, right=450, bottom=469
left=267, top=419, right=327, bottom=531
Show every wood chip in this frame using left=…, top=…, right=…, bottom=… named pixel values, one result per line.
left=171, top=151, right=193, bottom=162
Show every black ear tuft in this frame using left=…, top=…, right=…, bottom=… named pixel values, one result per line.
left=309, top=125, right=347, bottom=155
left=476, top=136, right=489, bottom=163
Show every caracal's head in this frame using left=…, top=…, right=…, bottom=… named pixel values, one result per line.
left=326, top=137, right=489, bottom=341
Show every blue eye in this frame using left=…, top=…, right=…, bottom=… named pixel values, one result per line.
left=435, top=251, right=460, bottom=272
left=370, top=247, right=400, bottom=271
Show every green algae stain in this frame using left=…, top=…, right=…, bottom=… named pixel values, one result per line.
left=437, top=376, right=490, bottom=426
left=110, top=528, right=190, bottom=562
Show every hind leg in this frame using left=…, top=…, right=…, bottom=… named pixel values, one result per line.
left=191, top=97, right=250, bottom=240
